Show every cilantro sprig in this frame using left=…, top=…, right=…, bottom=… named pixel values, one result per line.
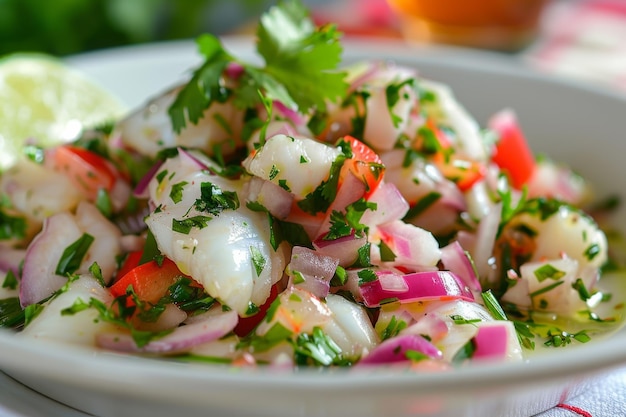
left=168, top=0, right=348, bottom=134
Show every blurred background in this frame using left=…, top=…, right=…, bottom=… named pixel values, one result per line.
left=1, top=0, right=625, bottom=92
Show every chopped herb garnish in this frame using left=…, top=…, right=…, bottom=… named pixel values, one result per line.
left=403, top=191, right=441, bottom=220
left=293, top=326, right=350, bottom=366
left=168, top=0, right=347, bottom=133
left=0, top=297, right=25, bottom=328
left=250, top=245, right=267, bottom=276
left=529, top=280, right=564, bottom=298
left=172, top=215, right=213, bottom=234
left=2, top=269, right=18, bottom=290
left=330, top=265, right=347, bottom=287
left=572, top=278, right=592, bottom=302
left=380, top=315, right=407, bottom=341
left=452, top=338, right=476, bottom=364
left=544, top=328, right=591, bottom=347
left=533, top=264, right=566, bottom=282
left=350, top=242, right=372, bottom=268
left=95, top=188, right=113, bottom=218
left=405, top=349, right=429, bottom=362
left=378, top=240, right=397, bottom=262
left=324, top=198, right=376, bottom=240
left=169, top=181, right=189, bottom=203
left=450, top=315, right=482, bottom=325
left=194, top=182, right=240, bottom=215
left=357, top=268, right=377, bottom=285
left=89, top=262, right=105, bottom=287
left=0, top=208, right=27, bottom=241
left=238, top=321, right=293, bottom=352
left=584, top=243, right=601, bottom=261
left=55, top=233, right=94, bottom=276
left=62, top=296, right=173, bottom=348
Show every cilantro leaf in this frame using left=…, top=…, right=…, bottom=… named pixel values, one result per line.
left=167, top=0, right=348, bottom=134
left=168, top=34, right=233, bottom=134
left=256, top=0, right=347, bottom=111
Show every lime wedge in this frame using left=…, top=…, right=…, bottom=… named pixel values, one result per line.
left=0, top=53, right=127, bottom=170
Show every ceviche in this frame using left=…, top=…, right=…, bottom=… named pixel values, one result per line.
left=0, top=0, right=624, bottom=370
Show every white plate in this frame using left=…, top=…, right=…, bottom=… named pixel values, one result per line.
left=2, top=37, right=626, bottom=417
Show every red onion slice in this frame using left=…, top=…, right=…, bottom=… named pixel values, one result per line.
left=357, top=334, right=442, bottom=366
left=96, top=309, right=238, bottom=354
left=313, top=233, right=366, bottom=267
left=359, top=181, right=409, bottom=227
left=360, top=270, right=474, bottom=308
left=440, top=241, right=482, bottom=292
left=0, top=247, right=25, bottom=275
left=376, top=220, right=441, bottom=268
left=133, top=160, right=163, bottom=198
left=273, top=100, right=306, bottom=127
left=225, top=62, right=245, bottom=79
left=288, top=246, right=339, bottom=299
left=472, top=322, right=514, bottom=360
left=20, top=212, right=83, bottom=307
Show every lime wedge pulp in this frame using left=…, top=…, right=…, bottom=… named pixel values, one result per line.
left=0, top=53, right=127, bottom=170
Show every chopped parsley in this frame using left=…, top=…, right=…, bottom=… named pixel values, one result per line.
left=55, top=233, right=94, bottom=276
left=0, top=207, right=26, bottom=241
left=533, top=264, right=566, bottom=282
left=324, top=198, right=376, bottom=241
left=169, top=181, right=189, bottom=203
left=172, top=215, right=213, bottom=234
left=194, top=182, right=240, bottom=215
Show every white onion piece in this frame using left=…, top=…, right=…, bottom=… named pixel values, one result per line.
left=96, top=309, right=238, bottom=354
left=288, top=246, right=339, bottom=298
left=134, top=304, right=188, bottom=332
left=74, top=202, right=122, bottom=284
left=376, top=220, right=441, bottom=268
left=360, top=270, right=474, bottom=308
left=357, top=334, right=442, bottom=366
left=313, top=234, right=366, bottom=267
left=419, top=79, right=487, bottom=162
left=247, top=121, right=301, bottom=151
left=254, top=287, right=332, bottom=336
left=289, top=246, right=339, bottom=282
left=20, top=212, right=81, bottom=306
left=243, top=176, right=294, bottom=220
left=18, top=275, right=116, bottom=346
left=519, top=257, right=588, bottom=316
left=440, top=240, right=482, bottom=293
left=20, top=202, right=121, bottom=307
left=466, top=202, right=502, bottom=285
left=419, top=300, right=494, bottom=362
left=363, top=84, right=413, bottom=152
left=377, top=271, right=409, bottom=292
left=322, top=294, right=378, bottom=357
left=359, top=181, right=409, bottom=227
left=402, top=313, right=449, bottom=343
